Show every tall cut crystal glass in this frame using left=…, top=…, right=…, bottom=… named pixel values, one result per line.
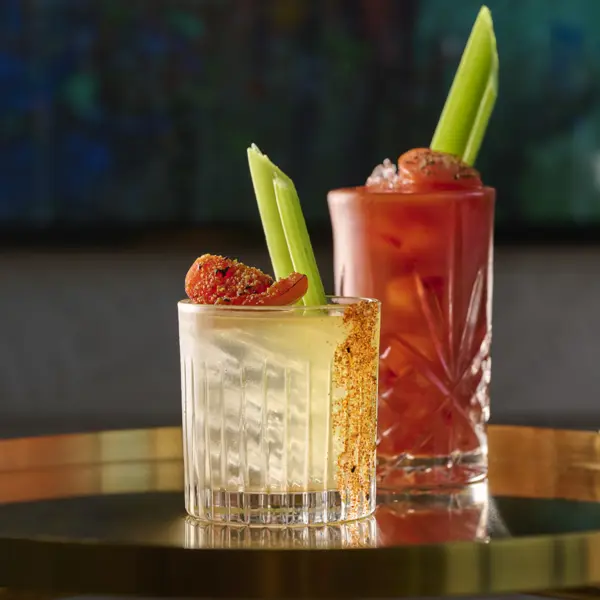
left=178, top=297, right=380, bottom=525
left=328, top=187, right=494, bottom=489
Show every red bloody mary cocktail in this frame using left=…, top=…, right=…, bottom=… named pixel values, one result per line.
left=328, top=149, right=495, bottom=489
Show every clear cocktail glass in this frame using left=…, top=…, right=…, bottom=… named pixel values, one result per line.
left=328, top=185, right=494, bottom=489
left=178, top=296, right=380, bottom=525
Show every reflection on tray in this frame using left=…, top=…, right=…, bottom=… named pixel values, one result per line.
left=375, top=481, right=490, bottom=545
left=183, top=483, right=500, bottom=549
left=184, top=515, right=378, bottom=549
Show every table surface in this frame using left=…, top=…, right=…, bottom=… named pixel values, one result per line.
left=0, top=425, right=599, bottom=599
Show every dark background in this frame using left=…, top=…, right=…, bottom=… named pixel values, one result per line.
left=1, top=0, right=599, bottom=435
left=3, top=0, right=600, bottom=230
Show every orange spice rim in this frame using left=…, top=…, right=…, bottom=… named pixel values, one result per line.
left=178, top=296, right=380, bottom=313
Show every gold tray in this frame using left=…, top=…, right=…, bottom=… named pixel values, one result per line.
left=0, top=425, right=599, bottom=598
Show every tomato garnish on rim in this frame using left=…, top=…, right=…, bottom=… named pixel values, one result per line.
left=185, top=254, right=308, bottom=306
left=227, top=272, right=308, bottom=306
left=397, top=148, right=483, bottom=192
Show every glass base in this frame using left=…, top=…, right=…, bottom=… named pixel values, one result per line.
left=185, top=488, right=375, bottom=526
left=376, top=448, right=487, bottom=490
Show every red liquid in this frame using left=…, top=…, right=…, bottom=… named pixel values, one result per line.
left=328, top=186, right=495, bottom=488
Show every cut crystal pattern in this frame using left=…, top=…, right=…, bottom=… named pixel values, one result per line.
left=377, top=263, right=491, bottom=485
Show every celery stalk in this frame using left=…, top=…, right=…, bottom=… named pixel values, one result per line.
left=430, top=6, right=498, bottom=165
left=247, top=144, right=294, bottom=280
left=274, top=175, right=326, bottom=306
left=462, top=67, right=498, bottom=166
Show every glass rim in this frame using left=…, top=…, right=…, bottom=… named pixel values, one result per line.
left=327, top=185, right=495, bottom=199
left=178, top=295, right=380, bottom=313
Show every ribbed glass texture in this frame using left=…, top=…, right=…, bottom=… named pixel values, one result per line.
left=178, top=298, right=380, bottom=525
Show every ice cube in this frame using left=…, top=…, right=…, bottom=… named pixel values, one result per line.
left=366, top=158, right=399, bottom=189
left=386, top=275, right=421, bottom=316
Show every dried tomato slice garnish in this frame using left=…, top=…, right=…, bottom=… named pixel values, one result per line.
left=232, top=272, right=308, bottom=306
left=185, top=254, right=308, bottom=306
left=397, top=148, right=483, bottom=192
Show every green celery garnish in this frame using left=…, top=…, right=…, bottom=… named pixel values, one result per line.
left=430, top=6, right=498, bottom=165
left=247, top=144, right=294, bottom=280
left=247, top=144, right=326, bottom=306
left=273, top=175, right=326, bottom=306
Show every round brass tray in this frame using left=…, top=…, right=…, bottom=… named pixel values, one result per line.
left=0, top=425, right=599, bottom=598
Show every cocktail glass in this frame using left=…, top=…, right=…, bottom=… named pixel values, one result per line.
left=178, top=296, right=380, bottom=525
left=328, top=186, right=494, bottom=488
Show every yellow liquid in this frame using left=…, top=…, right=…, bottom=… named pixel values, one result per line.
left=179, top=307, right=348, bottom=493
